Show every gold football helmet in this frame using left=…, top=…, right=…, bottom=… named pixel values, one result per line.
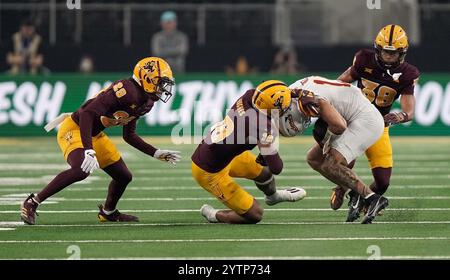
left=252, top=80, right=291, bottom=114
left=374, top=24, right=409, bottom=69
left=132, top=57, right=175, bottom=102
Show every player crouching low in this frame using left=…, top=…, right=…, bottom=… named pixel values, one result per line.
left=191, top=80, right=306, bottom=224
left=20, top=57, right=181, bottom=225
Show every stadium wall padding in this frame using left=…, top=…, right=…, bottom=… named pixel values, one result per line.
left=0, top=73, right=449, bottom=136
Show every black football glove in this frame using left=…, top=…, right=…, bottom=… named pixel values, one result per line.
left=255, top=153, right=268, bottom=166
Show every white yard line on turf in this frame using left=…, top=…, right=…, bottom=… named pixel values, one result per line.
left=1, top=221, right=450, bottom=228
left=0, top=175, right=450, bottom=182
left=2, top=196, right=450, bottom=203
left=129, top=167, right=450, bottom=174
left=1, top=237, right=449, bottom=244
left=1, top=185, right=450, bottom=192
left=1, top=208, right=450, bottom=214
left=4, top=256, right=450, bottom=260
left=132, top=175, right=450, bottom=180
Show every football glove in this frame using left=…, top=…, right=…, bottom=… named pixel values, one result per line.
left=81, top=149, right=99, bottom=174
left=154, top=149, right=181, bottom=165
left=384, top=111, right=408, bottom=126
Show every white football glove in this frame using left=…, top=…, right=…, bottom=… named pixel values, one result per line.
left=154, top=149, right=181, bottom=165
left=80, top=149, right=99, bottom=173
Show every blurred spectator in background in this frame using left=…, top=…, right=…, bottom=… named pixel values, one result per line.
left=6, top=20, right=46, bottom=75
left=151, top=11, right=189, bottom=73
left=226, top=55, right=258, bottom=75
left=270, top=42, right=300, bottom=75
left=79, top=55, right=95, bottom=74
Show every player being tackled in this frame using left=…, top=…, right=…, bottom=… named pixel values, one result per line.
left=283, top=76, right=389, bottom=224
left=192, top=80, right=306, bottom=224
left=21, top=57, right=181, bottom=225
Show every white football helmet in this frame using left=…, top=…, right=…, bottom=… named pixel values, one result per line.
left=278, top=98, right=311, bottom=137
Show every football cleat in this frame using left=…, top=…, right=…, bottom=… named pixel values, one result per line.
left=362, top=206, right=384, bottom=216
left=97, top=204, right=139, bottom=222
left=330, top=186, right=348, bottom=210
left=265, top=187, right=307, bottom=206
left=346, top=190, right=365, bottom=222
left=362, top=194, right=389, bottom=224
left=200, top=204, right=218, bottom=223
left=20, top=193, right=39, bottom=225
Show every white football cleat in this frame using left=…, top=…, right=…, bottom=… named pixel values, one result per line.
left=265, top=187, right=307, bottom=206
left=200, top=204, right=218, bottom=223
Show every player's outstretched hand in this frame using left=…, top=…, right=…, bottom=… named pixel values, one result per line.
left=154, top=149, right=181, bottom=165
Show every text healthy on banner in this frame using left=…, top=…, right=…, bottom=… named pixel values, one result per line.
left=0, top=73, right=449, bottom=136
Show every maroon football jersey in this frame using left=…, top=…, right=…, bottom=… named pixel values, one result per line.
left=71, top=78, right=156, bottom=153
left=349, top=49, right=420, bottom=116
left=191, top=89, right=277, bottom=173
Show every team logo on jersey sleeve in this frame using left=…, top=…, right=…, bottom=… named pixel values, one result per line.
left=364, top=67, right=373, bottom=74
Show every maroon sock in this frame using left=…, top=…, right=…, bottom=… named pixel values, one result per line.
left=102, top=159, right=132, bottom=211
left=369, top=167, right=392, bottom=195
left=37, top=168, right=88, bottom=202
left=36, top=149, right=88, bottom=202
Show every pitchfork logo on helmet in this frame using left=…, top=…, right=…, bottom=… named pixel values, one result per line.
left=132, top=57, right=175, bottom=103
left=252, top=80, right=291, bottom=114
left=374, top=24, right=409, bottom=69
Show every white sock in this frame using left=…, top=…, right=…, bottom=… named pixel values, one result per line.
left=103, top=208, right=116, bottom=215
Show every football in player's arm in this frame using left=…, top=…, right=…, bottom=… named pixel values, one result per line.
left=329, top=24, right=420, bottom=211
left=20, top=57, right=181, bottom=225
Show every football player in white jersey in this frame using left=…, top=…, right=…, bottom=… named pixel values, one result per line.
left=280, top=76, right=388, bottom=223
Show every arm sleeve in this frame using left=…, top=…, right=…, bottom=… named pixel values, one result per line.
left=79, top=111, right=95, bottom=150
left=78, top=92, right=118, bottom=150
left=123, top=118, right=157, bottom=156
left=400, top=68, right=420, bottom=96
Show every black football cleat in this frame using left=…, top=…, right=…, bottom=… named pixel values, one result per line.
left=97, top=204, right=139, bottom=222
left=361, top=194, right=389, bottom=224
left=20, top=193, right=39, bottom=225
left=346, top=190, right=364, bottom=222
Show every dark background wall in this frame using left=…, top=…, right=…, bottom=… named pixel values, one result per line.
left=0, top=0, right=448, bottom=73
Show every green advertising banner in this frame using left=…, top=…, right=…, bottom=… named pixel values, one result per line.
left=0, top=73, right=449, bottom=136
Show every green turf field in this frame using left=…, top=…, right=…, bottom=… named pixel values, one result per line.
left=0, top=137, right=449, bottom=260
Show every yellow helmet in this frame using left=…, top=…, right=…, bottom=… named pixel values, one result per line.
left=252, top=80, right=291, bottom=114
left=132, top=57, right=175, bottom=102
left=374, top=24, right=409, bottom=69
